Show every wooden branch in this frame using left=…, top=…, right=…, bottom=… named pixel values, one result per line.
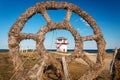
left=64, top=9, right=72, bottom=22
left=19, top=33, right=37, bottom=40
left=37, top=59, right=45, bottom=80
left=82, top=35, right=99, bottom=41
left=41, top=9, right=52, bottom=23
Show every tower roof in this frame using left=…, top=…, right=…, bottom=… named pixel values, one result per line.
left=56, top=37, right=67, bottom=40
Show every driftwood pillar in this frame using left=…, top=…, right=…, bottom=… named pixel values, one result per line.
left=111, top=48, right=120, bottom=80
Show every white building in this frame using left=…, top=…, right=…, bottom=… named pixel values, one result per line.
left=55, top=37, right=68, bottom=52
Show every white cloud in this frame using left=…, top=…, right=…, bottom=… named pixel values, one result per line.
left=74, top=18, right=90, bottom=26
left=80, top=18, right=90, bottom=26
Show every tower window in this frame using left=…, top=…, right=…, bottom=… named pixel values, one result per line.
left=58, top=39, right=62, bottom=41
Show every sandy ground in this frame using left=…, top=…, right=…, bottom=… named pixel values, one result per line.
left=0, top=51, right=113, bottom=80
left=75, top=52, right=113, bottom=70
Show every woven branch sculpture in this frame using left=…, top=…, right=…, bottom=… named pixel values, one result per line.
left=8, top=2, right=106, bottom=80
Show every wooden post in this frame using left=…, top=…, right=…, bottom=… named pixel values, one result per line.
left=110, top=48, right=117, bottom=75
left=62, top=56, right=70, bottom=80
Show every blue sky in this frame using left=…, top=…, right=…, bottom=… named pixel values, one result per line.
left=0, top=0, right=120, bottom=49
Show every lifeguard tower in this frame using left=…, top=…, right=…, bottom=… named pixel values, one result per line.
left=55, top=37, right=68, bottom=52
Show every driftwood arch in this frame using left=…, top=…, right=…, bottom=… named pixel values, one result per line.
left=8, top=2, right=106, bottom=80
